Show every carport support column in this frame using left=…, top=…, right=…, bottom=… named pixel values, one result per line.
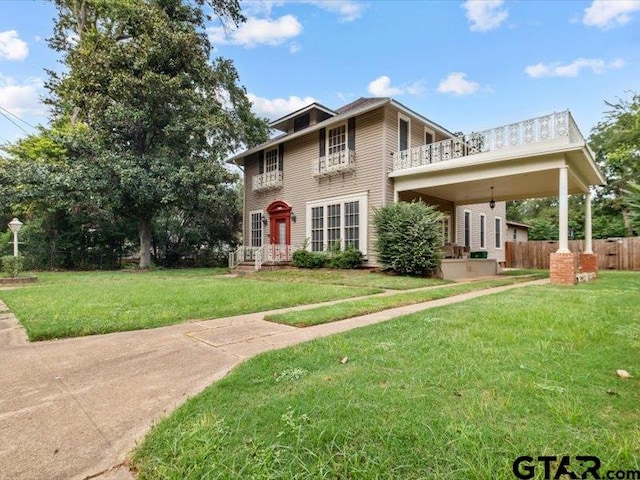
left=557, top=166, right=570, bottom=254
left=584, top=190, right=593, bottom=254
left=579, top=189, right=598, bottom=277
left=550, top=166, right=578, bottom=285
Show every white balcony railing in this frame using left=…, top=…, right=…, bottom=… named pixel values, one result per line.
left=392, top=111, right=584, bottom=172
left=252, top=170, right=283, bottom=192
left=313, top=149, right=355, bottom=177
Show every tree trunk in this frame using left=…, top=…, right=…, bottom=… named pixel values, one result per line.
left=139, top=217, right=152, bottom=268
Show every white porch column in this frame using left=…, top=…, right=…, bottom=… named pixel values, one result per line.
left=584, top=189, right=593, bottom=254
left=557, top=166, right=570, bottom=253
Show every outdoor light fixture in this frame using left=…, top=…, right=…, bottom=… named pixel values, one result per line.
left=291, top=212, right=297, bottom=223
left=261, top=214, right=268, bottom=225
left=8, top=217, right=23, bottom=257
left=489, top=187, right=496, bottom=210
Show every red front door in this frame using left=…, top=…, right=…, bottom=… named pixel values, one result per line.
left=266, top=200, right=292, bottom=246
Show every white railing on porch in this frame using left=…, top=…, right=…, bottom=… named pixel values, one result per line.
left=229, top=244, right=292, bottom=270
left=228, top=246, right=259, bottom=269
left=252, top=170, right=283, bottom=192
left=392, top=110, right=584, bottom=172
left=313, top=149, right=355, bottom=177
left=255, top=244, right=293, bottom=270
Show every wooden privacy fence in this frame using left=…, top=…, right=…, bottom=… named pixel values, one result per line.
left=505, top=237, right=640, bottom=271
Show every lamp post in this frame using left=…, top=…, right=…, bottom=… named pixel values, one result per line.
left=8, top=218, right=23, bottom=257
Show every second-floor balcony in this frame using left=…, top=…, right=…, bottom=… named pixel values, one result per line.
left=252, top=170, right=283, bottom=192
left=392, top=111, right=585, bottom=172
left=313, top=149, right=355, bottom=177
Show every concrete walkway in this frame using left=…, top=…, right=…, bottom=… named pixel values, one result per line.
left=0, top=278, right=548, bottom=480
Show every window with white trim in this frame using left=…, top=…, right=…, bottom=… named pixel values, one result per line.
left=344, top=201, right=360, bottom=250
left=264, top=148, right=279, bottom=172
left=327, top=204, right=341, bottom=249
left=398, top=115, right=410, bottom=151
left=306, top=193, right=368, bottom=253
left=495, top=217, right=502, bottom=249
left=327, top=124, right=346, bottom=155
left=311, top=206, right=324, bottom=252
left=425, top=127, right=434, bottom=145
left=464, top=211, right=471, bottom=248
left=442, top=215, right=452, bottom=245
left=250, top=211, right=263, bottom=247
left=480, top=214, right=486, bottom=249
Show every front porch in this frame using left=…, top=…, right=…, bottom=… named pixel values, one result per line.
left=229, top=245, right=293, bottom=272
left=390, top=111, right=606, bottom=285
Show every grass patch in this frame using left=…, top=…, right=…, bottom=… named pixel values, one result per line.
left=0, top=269, right=380, bottom=341
left=500, top=268, right=549, bottom=277
left=131, top=271, right=640, bottom=479
left=249, top=268, right=450, bottom=290
left=265, top=275, right=546, bottom=327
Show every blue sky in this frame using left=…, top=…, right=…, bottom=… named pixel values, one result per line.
left=1, top=0, right=639, bottom=145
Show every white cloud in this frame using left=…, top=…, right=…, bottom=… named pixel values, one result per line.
left=583, top=0, right=640, bottom=28
left=304, top=1, right=367, bottom=22
left=0, top=75, right=45, bottom=116
left=0, top=30, right=28, bottom=61
left=367, top=76, right=425, bottom=97
left=437, top=72, right=480, bottom=95
left=208, top=15, right=302, bottom=47
left=462, top=0, right=509, bottom=32
left=248, top=93, right=317, bottom=120
left=525, top=58, right=625, bottom=78
left=368, top=76, right=403, bottom=96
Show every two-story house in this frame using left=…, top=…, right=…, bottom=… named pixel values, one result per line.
left=228, top=97, right=604, bottom=283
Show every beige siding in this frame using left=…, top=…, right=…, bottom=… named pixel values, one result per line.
left=242, top=102, right=456, bottom=267
left=243, top=108, right=386, bottom=265
left=455, top=202, right=507, bottom=263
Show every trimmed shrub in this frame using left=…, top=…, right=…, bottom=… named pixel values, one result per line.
left=327, top=246, right=363, bottom=269
left=291, top=249, right=327, bottom=269
left=374, top=201, right=443, bottom=276
left=2, top=255, right=25, bottom=278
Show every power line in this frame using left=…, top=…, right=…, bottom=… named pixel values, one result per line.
left=0, top=109, right=31, bottom=136
left=0, top=104, right=38, bottom=131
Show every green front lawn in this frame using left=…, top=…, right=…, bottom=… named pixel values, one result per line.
left=0, top=269, right=381, bottom=341
left=132, top=271, right=640, bottom=479
left=248, top=268, right=450, bottom=290
left=265, top=274, right=547, bottom=327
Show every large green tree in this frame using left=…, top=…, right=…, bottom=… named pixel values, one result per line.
left=44, top=0, right=268, bottom=267
left=589, top=92, right=640, bottom=236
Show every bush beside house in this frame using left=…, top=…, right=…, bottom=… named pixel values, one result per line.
left=374, top=201, right=443, bottom=277
left=292, top=245, right=363, bottom=269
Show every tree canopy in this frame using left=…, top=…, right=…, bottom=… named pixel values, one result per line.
left=1, top=0, right=268, bottom=268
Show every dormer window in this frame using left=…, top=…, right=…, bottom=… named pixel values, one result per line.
left=293, top=113, right=310, bottom=132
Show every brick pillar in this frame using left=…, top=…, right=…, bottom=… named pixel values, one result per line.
left=579, top=253, right=598, bottom=274
left=550, top=252, right=578, bottom=285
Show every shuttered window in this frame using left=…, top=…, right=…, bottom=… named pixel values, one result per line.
left=328, top=124, right=346, bottom=155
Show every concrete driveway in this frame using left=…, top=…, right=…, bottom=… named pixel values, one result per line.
left=0, top=279, right=547, bottom=480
